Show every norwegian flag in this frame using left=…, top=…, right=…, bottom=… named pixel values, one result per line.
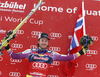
left=68, top=8, right=84, bottom=54
left=68, top=1, right=86, bottom=54
left=63, top=2, right=86, bottom=76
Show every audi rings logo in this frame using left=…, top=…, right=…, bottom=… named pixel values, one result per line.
left=49, top=47, right=61, bottom=52
left=0, top=71, right=2, bottom=75
left=68, top=35, right=73, bottom=39
left=31, top=31, right=42, bottom=36
left=50, top=33, right=62, bottom=38
left=30, top=45, right=37, bottom=49
left=51, top=61, right=60, bottom=66
left=32, top=62, right=48, bottom=69
left=11, top=43, right=23, bottom=49
left=9, top=72, right=21, bottom=77
left=87, top=50, right=98, bottom=56
left=10, top=58, right=22, bottom=63
left=85, top=64, right=97, bottom=70
left=91, top=36, right=98, bottom=41
left=47, top=75, right=59, bottom=77
left=16, top=30, right=24, bottom=35
left=0, top=56, right=3, bottom=61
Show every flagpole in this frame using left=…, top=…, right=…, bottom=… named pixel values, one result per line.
left=82, top=1, right=86, bottom=35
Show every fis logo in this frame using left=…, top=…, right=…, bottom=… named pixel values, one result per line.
left=85, top=64, right=97, bottom=71
left=51, top=61, right=60, bottom=66
left=16, top=30, right=24, bottom=35
left=0, top=56, right=3, bottom=61
left=10, top=58, right=22, bottom=63
left=49, top=46, right=61, bottom=52
left=50, top=32, right=62, bottom=39
left=87, top=50, right=98, bottom=56
left=0, top=1, right=26, bottom=10
left=32, top=62, right=48, bottom=69
left=47, top=75, right=59, bottom=77
left=11, top=43, right=23, bottom=49
left=9, top=72, right=21, bottom=77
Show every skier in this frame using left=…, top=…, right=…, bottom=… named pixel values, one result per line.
left=4, top=33, right=92, bottom=77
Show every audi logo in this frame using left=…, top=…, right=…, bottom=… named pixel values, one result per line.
left=32, top=62, right=48, bottom=69
left=16, top=30, right=24, bottom=34
left=0, top=71, right=2, bottom=75
left=11, top=43, right=23, bottom=49
left=47, top=75, right=59, bottom=77
left=9, top=72, right=21, bottom=77
left=50, top=33, right=62, bottom=38
left=87, top=50, right=98, bottom=55
left=85, top=64, right=97, bottom=70
left=51, top=61, right=60, bottom=66
left=10, top=58, right=22, bottom=63
left=30, top=45, right=37, bottom=49
left=91, top=36, right=98, bottom=41
left=31, top=31, right=42, bottom=36
left=49, top=47, right=61, bottom=52
left=68, top=35, right=73, bottom=39
left=0, top=56, right=3, bottom=61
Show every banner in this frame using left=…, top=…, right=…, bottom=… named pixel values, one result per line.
left=0, top=0, right=99, bottom=77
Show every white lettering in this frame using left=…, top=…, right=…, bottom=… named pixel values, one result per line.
left=58, top=7, right=63, bottom=13
left=66, top=7, right=77, bottom=13
left=86, top=10, right=100, bottom=16
left=0, top=1, right=26, bottom=9
left=34, top=3, right=64, bottom=13
left=5, top=16, right=23, bottom=23
left=29, top=18, right=43, bottom=25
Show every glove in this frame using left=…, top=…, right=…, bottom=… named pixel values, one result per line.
left=1, top=38, right=10, bottom=50
left=79, top=35, right=94, bottom=50
left=78, top=48, right=86, bottom=56
left=5, top=42, right=10, bottom=50
left=6, top=30, right=16, bottom=40
left=1, top=30, right=16, bottom=50
left=78, top=35, right=94, bottom=56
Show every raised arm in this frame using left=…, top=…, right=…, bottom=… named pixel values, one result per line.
left=2, top=36, right=32, bottom=59
left=7, top=49, right=32, bottom=59
left=53, top=48, right=86, bottom=61
left=53, top=35, right=94, bottom=61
